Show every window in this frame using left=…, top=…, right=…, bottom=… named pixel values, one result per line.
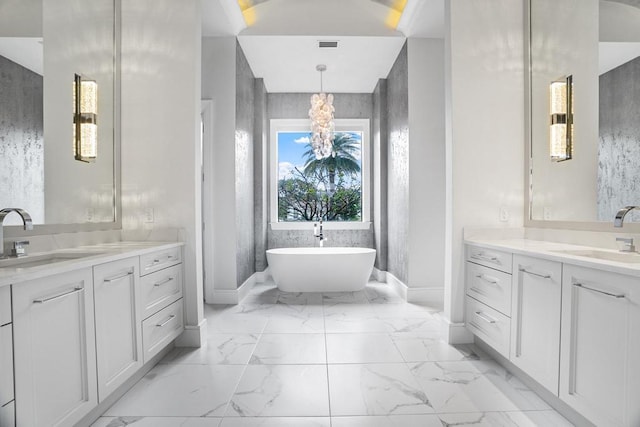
left=270, top=119, right=370, bottom=229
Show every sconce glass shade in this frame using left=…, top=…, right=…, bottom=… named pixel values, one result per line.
left=549, top=75, right=573, bottom=162
left=73, top=74, right=98, bottom=162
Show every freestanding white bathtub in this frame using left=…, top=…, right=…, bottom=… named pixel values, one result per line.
left=266, top=247, right=376, bottom=292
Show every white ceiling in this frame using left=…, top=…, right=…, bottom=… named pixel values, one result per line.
left=599, top=42, right=640, bottom=74
left=237, top=36, right=406, bottom=93
left=0, top=37, right=43, bottom=75
left=203, top=0, right=445, bottom=93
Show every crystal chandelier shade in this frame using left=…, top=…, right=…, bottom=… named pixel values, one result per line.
left=309, top=64, right=335, bottom=159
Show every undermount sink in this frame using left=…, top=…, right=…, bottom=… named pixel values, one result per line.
left=0, top=252, right=105, bottom=269
left=552, top=249, right=640, bottom=264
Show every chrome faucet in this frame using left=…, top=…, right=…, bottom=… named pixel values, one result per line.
left=313, top=219, right=327, bottom=247
left=614, top=206, right=639, bottom=227
left=0, top=208, right=33, bottom=258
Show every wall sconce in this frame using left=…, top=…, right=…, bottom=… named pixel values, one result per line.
left=73, top=74, right=98, bottom=163
left=549, top=75, right=573, bottom=162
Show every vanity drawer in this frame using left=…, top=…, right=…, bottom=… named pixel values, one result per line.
left=466, top=262, right=512, bottom=316
left=142, top=298, right=183, bottom=363
left=140, top=264, right=183, bottom=319
left=0, top=286, right=10, bottom=325
left=0, top=324, right=13, bottom=407
left=466, top=296, right=510, bottom=359
left=466, top=245, right=513, bottom=274
left=0, top=400, right=14, bottom=427
left=140, top=247, right=182, bottom=276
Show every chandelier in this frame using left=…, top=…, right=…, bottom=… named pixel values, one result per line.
left=309, top=64, right=335, bottom=159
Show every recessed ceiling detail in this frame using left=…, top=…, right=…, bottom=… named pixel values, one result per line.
left=204, top=0, right=445, bottom=93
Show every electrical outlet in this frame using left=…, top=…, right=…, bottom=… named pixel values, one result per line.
left=543, top=207, right=552, bottom=220
left=143, top=208, right=154, bottom=223
left=86, top=208, right=94, bottom=221
left=499, top=207, right=510, bottom=222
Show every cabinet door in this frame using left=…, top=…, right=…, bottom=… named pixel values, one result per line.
left=511, top=255, right=562, bottom=394
left=94, top=257, right=142, bottom=401
left=0, top=286, right=10, bottom=325
left=560, top=265, right=640, bottom=427
left=0, top=401, right=15, bottom=427
left=12, top=269, right=97, bottom=427
left=0, top=325, right=13, bottom=407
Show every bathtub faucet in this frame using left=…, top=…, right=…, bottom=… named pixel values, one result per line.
left=313, top=220, right=327, bottom=247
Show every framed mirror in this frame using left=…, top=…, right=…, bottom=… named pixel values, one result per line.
left=0, top=0, right=119, bottom=232
left=527, top=0, right=640, bottom=228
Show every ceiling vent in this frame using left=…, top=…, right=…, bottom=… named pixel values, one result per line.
left=318, top=41, right=338, bottom=48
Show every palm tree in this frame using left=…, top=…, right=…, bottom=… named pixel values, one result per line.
left=302, top=132, right=361, bottom=193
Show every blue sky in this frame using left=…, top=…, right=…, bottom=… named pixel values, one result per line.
left=277, top=131, right=362, bottom=180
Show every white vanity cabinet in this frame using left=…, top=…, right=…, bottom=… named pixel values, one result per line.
left=0, top=286, right=14, bottom=427
left=465, top=245, right=513, bottom=358
left=139, top=248, right=184, bottom=363
left=12, top=268, right=98, bottom=427
left=93, top=257, right=143, bottom=401
left=511, top=255, right=562, bottom=394
left=560, top=264, right=640, bottom=427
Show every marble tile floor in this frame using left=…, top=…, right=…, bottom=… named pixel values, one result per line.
left=92, top=280, right=573, bottom=427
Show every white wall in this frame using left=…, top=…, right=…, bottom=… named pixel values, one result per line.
left=0, top=0, right=41, bottom=37
left=121, top=0, right=204, bottom=344
left=201, top=37, right=239, bottom=297
left=444, top=0, right=525, bottom=342
left=529, top=0, right=599, bottom=222
left=407, top=38, right=445, bottom=302
left=43, top=0, right=115, bottom=224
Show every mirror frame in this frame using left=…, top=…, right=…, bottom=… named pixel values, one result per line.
left=523, top=0, right=640, bottom=232
left=4, top=0, right=122, bottom=238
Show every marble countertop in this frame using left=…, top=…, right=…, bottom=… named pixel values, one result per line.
left=464, top=237, right=640, bottom=277
left=0, top=241, right=184, bottom=288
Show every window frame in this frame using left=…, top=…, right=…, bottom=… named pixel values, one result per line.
left=269, top=118, right=371, bottom=230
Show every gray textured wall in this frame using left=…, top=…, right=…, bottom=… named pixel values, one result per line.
left=254, top=78, right=268, bottom=271
left=386, top=43, right=409, bottom=284
left=266, top=92, right=375, bottom=250
left=0, top=55, right=44, bottom=224
left=372, top=79, right=388, bottom=270
left=598, top=56, right=640, bottom=222
left=268, top=93, right=373, bottom=120
left=235, top=41, right=256, bottom=286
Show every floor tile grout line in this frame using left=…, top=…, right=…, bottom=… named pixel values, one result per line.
left=323, top=290, right=333, bottom=423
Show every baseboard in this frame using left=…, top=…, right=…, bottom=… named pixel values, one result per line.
left=209, top=269, right=269, bottom=304
left=254, top=267, right=271, bottom=283
left=78, top=343, right=174, bottom=427
left=371, top=267, right=386, bottom=282
left=383, top=271, right=444, bottom=306
left=475, top=338, right=595, bottom=427
left=384, top=271, right=407, bottom=300
left=407, top=286, right=445, bottom=306
left=175, top=318, right=208, bottom=347
left=209, top=288, right=241, bottom=304
left=440, top=316, right=474, bottom=344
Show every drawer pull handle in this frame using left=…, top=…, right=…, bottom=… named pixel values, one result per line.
left=156, top=314, right=176, bottom=327
left=475, top=274, right=498, bottom=284
left=471, top=254, right=499, bottom=262
left=33, top=287, right=83, bottom=304
left=573, top=282, right=625, bottom=299
left=104, top=271, right=133, bottom=283
left=519, top=267, right=551, bottom=279
left=474, top=311, right=497, bottom=324
left=146, top=259, right=162, bottom=269
left=154, top=277, right=174, bottom=287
